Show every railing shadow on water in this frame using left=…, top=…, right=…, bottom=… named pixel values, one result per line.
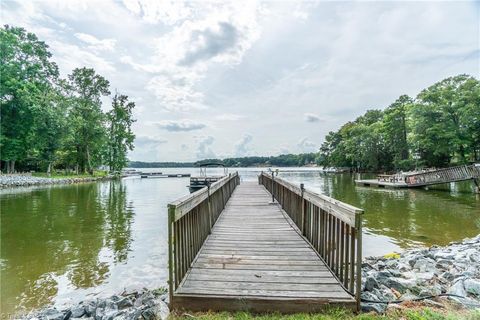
left=166, top=172, right=240, bottom=301
left=259, top=172, right=364, bottom=310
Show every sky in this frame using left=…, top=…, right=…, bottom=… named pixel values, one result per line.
left=1, top=0, right=479, bottom=162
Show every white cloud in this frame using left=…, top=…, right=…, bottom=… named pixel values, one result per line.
left=234, top=134, right=253, bottom=157
left=134, top=136, right=167, bottom=147
left=74, top=33, right=116, bottom=52
left=297, top=138, right=317, bottom=153
left=214, top=113, right=244, bottom=121
left=121, top=1, right=263, bottom=111
left=178, top=22, right=240, bottom=66
left=122, top=0, right=192, bottom=25
left=196, top=136, right=216, bottom=159
left=304, top=113, right=322, bottom=123
left=156, top=119, right=206, bottom=132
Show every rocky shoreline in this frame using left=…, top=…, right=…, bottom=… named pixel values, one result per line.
left=361, top=234, right=480, bottom=313
left=20, top=235, right=480, bottom=319
left=0, top=175, right=115, bottom=189
left=21, top=289, right=170, bottom=320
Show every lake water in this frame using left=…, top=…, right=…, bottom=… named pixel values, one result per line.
left=1, top=167, right=479, bottom=315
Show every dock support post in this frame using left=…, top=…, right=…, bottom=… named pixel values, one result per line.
left=473, top=178, right=480, bottom=194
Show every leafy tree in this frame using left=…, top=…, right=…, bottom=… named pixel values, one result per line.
left=382, top=95, right=413, bottom=170
left=68, top=67, right=110, bottom=174
left=411, top=75, right=479, bottom=167
left=106, top=94, right=136, bottom=173
left=0, top=25, right=59, bottom=172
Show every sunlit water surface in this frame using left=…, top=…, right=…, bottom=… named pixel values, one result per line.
left=1, top=168, right=479, bottom=315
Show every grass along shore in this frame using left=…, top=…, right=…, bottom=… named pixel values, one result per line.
left=31, top=170, right=110, bottom=179
left=170, top=307, right=480, bottom=320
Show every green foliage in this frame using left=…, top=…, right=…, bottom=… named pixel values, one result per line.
left=0, top=25, right=59, bottom=172
left=129, top=153, right=318, bottom=168
left=0, top=25, right=135, bottom=174
left=106, top=94, right=136, bottom=173
left=320, top=75, right=480, bottom=172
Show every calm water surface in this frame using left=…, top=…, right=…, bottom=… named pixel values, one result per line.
left=1, top=168, right=479, bottom=315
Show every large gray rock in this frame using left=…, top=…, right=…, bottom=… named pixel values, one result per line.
left=43, top=309, right=64, bottom=320
left=413, top=258, right=436, bottom=272
left=361, top=302, right=386, bottom=314
left=70, top=305, right=85, bottom=318
left=464, top=279, right=480, bottom=296
left=448, top=279, right=467, bottom=297
left=364, top=276, right=379, bottom=292
left=116, top=297, right=133, bottom=309
left=361, top=291, right=380, bottom=302
left=95, top=308, right=105, bottom=320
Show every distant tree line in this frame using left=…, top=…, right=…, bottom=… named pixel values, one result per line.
left=129, top=153, right=319, bottom=168
left=319, top=75, right=480, bottom=172
left=1, top=25, right=135, bottom=174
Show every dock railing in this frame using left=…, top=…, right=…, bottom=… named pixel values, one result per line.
left=259, top=172, right=364, bottom=309
left=167, top=172, right=240, bottom=300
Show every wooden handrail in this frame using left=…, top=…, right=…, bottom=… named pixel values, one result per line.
left=259, top=172, right=363, bottom=310
left=167, top=172, right=240, bottom=301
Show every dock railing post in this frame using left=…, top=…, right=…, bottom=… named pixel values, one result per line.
left=300, top=183, right=305, bottom=235
left=167, top=204, right=175, bottom=303
left=355, top=210, right=363, bottom=312
left=271, top=171, right=275, bottom=203
left=207, top=183, right=213, bottom=231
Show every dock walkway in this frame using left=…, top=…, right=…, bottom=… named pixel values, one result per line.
left=168, top=173, right=362, bottom=313
left=173, top=182, right=355, bottom=312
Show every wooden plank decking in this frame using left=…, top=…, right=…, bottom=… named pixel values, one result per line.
left=171, top=181, right=356, bottom=313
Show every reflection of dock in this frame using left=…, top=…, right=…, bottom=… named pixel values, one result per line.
left=355, top=179, right=408, bottom=188
left=355, top=164, right=480, bottom=192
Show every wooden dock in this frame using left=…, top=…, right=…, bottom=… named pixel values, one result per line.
left=355, top=164, right=480, bottom=191
left=167, top=173, right=363, bottom=313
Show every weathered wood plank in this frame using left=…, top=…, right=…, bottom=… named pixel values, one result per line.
left=187, top=268, right=331, bottom=277
left=185, top=273, right=336, bottom=283
left=177, top=287, right=352, bottom=298
left=181, top=280, right=347, bottom=292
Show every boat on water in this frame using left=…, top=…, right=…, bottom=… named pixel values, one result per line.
left=189, top=162, right=227, bottom=192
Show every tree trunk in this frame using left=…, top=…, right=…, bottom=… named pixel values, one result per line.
left=10, top=160, right=15, bottom=173
left=5, top=161, right=10, bottom=174
left=47, top=162, right=52, bottom=176
left=86, top=146, right=93, bottom=175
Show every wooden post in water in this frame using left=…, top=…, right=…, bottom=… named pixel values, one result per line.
left=473, top=178, right=480, bottom=194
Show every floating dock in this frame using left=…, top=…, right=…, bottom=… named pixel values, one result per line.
left=355, top=164, right=480, bottom=190
left=140, top=173, right=190, bottom=178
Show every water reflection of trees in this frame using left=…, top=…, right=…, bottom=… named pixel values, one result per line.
left=325, top=174, right=480, bottom=248
left=0, top=180, right=134, bottom=313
